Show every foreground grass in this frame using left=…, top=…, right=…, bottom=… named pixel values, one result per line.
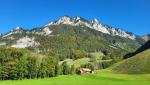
left=1, top=70, right=150, bottom=85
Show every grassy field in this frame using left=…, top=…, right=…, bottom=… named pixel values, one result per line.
left=59, top=52, right=112, bottom=67
left=1, top=70, right=150, bottom=85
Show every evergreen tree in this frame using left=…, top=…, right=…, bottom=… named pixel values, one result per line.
left=62, top=62, right=70, bottom=75
left=39, top=60, right=47, bottom=78
left=70, top=64, right=76, bottom=75
left=27, top=57, right=37, bottom=79
left=15, top=57, right=28, bottom=80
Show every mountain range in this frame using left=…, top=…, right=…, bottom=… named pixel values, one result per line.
left=2, top=16, right=137, bottom=40
left=0, top=16, right=147, bottom=61
left=46, top=16, right=136, bottom=40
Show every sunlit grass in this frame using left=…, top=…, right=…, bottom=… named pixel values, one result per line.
left=1, top=70, right=150, bottom=85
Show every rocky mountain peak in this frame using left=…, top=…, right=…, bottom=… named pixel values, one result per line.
left=45, top=16, right=136, bottom=40
left=2, top=26, right=24, bottom=39
left=11, top=26, right=23, bottom=32
left=55, top=16, right=72, bottom=24
left=15, top=26, right=22, bottom=30
left=91, top=18, right=99, bottom=24
left=74, top=16, right=81, bottom=21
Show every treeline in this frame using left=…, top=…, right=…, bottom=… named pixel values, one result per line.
left=0, top=46, right=62, bottom=80
left=0, top=46, right=111, bottom=80
left=0, top=46, right=96, bottom=80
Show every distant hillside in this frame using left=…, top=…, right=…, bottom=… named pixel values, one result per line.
left=124, top=40, right=150, bottom=59
left=142, top=34, right=150, bottom=41
left=135, top=40, right=150, bottom=54
left=112, top=49, right=150, bottom=74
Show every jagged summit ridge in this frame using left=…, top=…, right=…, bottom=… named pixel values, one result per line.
left=46, top=16, right=135, bottom=40
left=2, top=16, right=136, bottom=40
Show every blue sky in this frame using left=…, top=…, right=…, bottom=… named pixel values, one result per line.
left=0, top=0, right=149, bottom=35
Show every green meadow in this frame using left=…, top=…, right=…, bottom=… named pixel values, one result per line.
left=1, top=70, right=150, bottom=85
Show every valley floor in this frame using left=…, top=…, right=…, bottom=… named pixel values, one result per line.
left=1, top=70, right=150, bottom=85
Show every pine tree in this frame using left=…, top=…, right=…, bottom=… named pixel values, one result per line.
left=62, top=62, right=70, bottom=75
left=70, top=64, right=76, bottom=75
left=27, top=57, right=37, bottom=79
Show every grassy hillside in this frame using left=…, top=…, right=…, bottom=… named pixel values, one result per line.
left=1, top=70, right=150, bottom=85
left=134, top=40, right=150, bottom=55
left=112, top=49, right=150, bottom=74
left=124, top=40, right=150, bottom=59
